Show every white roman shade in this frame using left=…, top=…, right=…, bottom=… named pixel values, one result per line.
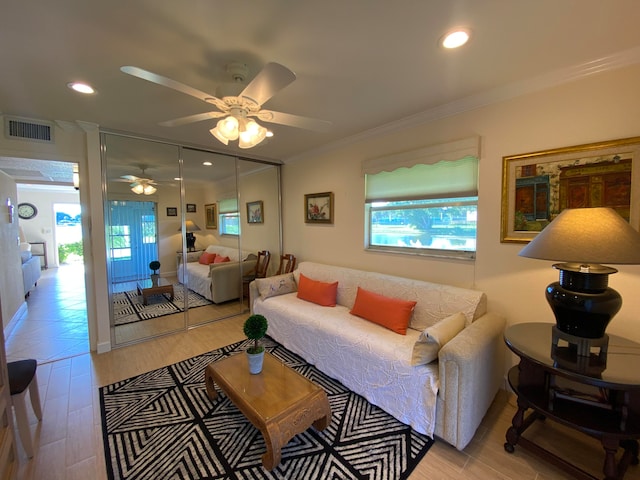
left=218, top=197, right=238, bottom=213
left=363, top=137, right=480, bottom=202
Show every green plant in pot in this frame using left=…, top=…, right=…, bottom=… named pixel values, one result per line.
left=149, top=260, right=161, bottom=286
left=243, top=314, right=268, bottom=374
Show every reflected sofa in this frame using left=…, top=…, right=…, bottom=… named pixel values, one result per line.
left=177, top=245, right=257, bottom=303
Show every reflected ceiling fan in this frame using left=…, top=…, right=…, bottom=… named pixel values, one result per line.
left=120, top=62, right=332, bottom=149
left=120, top=168, right=157, bottom=195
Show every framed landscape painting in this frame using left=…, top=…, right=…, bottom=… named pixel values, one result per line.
left=500, top=136, right=640, bottom=243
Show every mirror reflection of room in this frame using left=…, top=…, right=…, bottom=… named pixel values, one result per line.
left=103, top=132, right=281, bottom=346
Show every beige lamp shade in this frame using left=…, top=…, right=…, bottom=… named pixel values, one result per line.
left=518, top=207, right=640, bottom=265
left=178, top=220, right=202, bottom=233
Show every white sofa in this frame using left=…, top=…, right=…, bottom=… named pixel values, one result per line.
left=178, top=245, right=257, bottom=303
left=250, top=261, right=505, bottom=450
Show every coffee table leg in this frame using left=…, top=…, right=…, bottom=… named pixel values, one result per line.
left=204, top=365, right=219, bottom=401
left=260, top=423, right=281, bottom=471
left=313, top=396, right=331, bottom=431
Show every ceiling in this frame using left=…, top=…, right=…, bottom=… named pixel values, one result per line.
left=2, top=0, right=640, bottom=184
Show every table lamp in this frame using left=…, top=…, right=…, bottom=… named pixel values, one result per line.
left=179, top=220, right=201, bottom=252
left=519, top=207, right=640, bottom=344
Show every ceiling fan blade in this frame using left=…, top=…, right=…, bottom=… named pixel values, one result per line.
left=159, top=111, right=227, bottom=127
left=120, top=66, right=225, bottom=108
left=240, top=62, right=296, bottom=106
left=120, top=175, right=140, bottom=181
left=257, top=110, right=332, bottom=132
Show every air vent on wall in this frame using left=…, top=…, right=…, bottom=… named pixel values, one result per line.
left=4, top=116, right=54, bottom=143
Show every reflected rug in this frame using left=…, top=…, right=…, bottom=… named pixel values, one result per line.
left=100, top=338, right=433, bottom=480
left=112, top=284, right=212, bottom=326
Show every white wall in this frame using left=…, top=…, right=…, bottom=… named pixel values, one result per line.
left=281, top=64, right=640, bottom=372
left=0, top=171, right=25, bottom=329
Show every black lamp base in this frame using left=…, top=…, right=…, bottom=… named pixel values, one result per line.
left=186, top=232, right=196, bottom=252
left=545, top=263, right=622, bottom=339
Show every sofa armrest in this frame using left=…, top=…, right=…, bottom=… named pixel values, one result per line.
left=436, top=311, right=506, bottom=450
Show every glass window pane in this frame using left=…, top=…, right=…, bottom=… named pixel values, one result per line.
left=369, top=198, right=477, bottom=252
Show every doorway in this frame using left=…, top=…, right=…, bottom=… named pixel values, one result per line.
left=108, top=200, right=158, bottom=283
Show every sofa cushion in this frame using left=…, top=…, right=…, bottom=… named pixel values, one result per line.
left=350, top=287, right=416, bottom=335
left=198, top=252, right=216, bottom=265
left=411, top=312, right=466, bottom=365
left=255, top=273, right=297, bottom=300
left=213, top=255, right=230, bottom=263
left=297, top=273, right=338, bottom=306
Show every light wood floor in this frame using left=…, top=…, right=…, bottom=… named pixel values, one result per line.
left=11, top=314, right=640, bottom=479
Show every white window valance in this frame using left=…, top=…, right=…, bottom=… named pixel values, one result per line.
left=362, top=136, right=480, bottom=175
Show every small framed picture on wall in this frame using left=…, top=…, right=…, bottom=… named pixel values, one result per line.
left=246, top=200, right=264, bottom=223
left=166, top=207, right=178, bottom=217
left=304, top=192, right=334, bottom=224
left=186, top=203, right=197, bottom=213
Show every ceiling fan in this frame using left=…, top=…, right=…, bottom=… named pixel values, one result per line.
left=120, top=62, right=332, bottom=149
left=120, top=168, right=157, bottom=195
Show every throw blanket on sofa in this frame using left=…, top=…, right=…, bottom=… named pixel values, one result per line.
left=258, top=293, right=440, bottom=436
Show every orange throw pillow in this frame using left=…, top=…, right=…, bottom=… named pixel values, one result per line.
left=296, top=273, right=338, bottom=306
left=350, top=287, right=417, bottom=335
left=213, top=255, right=230, bottom=263
left=198, top=252, right=216, bottom=265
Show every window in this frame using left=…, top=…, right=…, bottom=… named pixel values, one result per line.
left=109, top=225, right=131, bottom=260
left=219, top=197, right=239, bottom=236
left=141, top=214, right=157, bottom=244
left=363, top=137, right=479, bottom=259
left=220, top=212, right=240, bottom=235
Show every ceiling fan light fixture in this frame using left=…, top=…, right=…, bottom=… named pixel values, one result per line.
left=238, top=121, right=267, bottom=149
left=142, top=184, right=157, bottom=195
left=131, top=184, right=145, bottom=195
left=210, top=125, right=229, bottom=145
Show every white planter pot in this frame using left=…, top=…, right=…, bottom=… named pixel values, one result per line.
left=247, top=350, right=265, bottom=374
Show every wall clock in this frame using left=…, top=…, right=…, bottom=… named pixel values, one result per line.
left=17, top=203, right=38, bottom=220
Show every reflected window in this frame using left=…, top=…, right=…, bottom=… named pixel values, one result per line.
left=110, top=225, right=131, bottom=260
left=220, top=212, right=239, bottom=235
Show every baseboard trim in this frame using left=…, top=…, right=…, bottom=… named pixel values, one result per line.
left=97, top=341, right=111, bottom=354
left=4, top=302, right=28, bottom=338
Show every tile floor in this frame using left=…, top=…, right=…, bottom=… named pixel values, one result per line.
left=6, top=264, right=89, bottom=364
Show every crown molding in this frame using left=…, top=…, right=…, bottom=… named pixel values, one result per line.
left=286, top=45, right=640, bottom=164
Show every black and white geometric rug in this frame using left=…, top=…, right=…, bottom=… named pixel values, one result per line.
left=112, top=284, right=212, bottom=326
left=100, top=338, right=433, bottom=480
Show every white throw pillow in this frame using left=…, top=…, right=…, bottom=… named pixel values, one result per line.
left=255, top=273, right=297, bottom=299
left=410, top=312, right=466, bottom=365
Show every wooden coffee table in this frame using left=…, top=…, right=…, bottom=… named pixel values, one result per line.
left=205, top=351, right=331, bottom=470
left=136, top=278, right=174, bottom=305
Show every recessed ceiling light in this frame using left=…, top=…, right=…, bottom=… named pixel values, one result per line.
left=67, top=82, right=95, bottom=94
left=202, top=161, right=213, bottom=166
left=266, top=130, right=274, bottom=138
left=441, top=29, right=471, bottom=49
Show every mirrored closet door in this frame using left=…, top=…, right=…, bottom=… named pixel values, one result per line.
left=102, top=132, right=281, bottom=347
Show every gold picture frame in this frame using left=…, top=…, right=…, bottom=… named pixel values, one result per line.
left=305, top=192, right=334, bottom=224
left=501, top=136, right=640, bottom=243
left=205, top=203, right=217, bottom=229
